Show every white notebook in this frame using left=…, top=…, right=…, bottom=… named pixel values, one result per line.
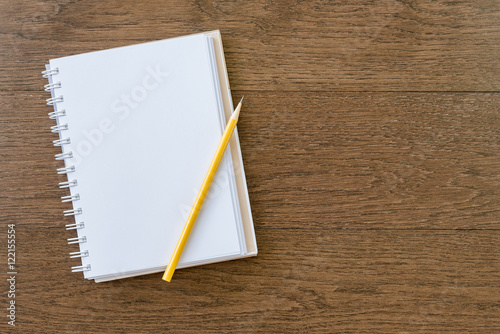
left=43, top=31, right=257, bottom=282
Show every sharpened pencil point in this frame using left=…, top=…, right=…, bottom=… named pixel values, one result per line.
left=231, top=97, right=244, bottom=121
left=163, top=94, right=244, bottom=282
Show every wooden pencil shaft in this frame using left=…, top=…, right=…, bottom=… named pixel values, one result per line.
left=162, top=118, right=238, bottom=282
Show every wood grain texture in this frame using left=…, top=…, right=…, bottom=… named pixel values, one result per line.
left=0, top=0, right=499, bottom=91
left=1, top=225, right=499, bottom=333
left=2, top=91, right=499, bottom=230
left=1, top=0, right=499, bottom=332
left=237, top=91, right=500, bottom=230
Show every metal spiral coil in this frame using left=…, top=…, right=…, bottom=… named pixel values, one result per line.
left=59, top=180, right=77, bottom=188
left=44, top=65, right=91, bottom=275
left=42, top=68, right=59, bottom=78
left=46, top=96, right=64, bottom=105
left=51, top=124, right=68, bottom=133
left=65, top=222, right=84, bottom=230
left=53, top=138, right=71, bottom=147
left=44, top=82, right=61, bottom=92
left=55, top=151, right=73, bottom=160
left=61, top=194, right=80, bottom=203
left=48, top=109, right=66, bottom=120
left=64, top=208, right=82, bottom=216
left=67, top=236, right=86, bottom=244
left=71, top=265, right=91, bottom=273
left=57, top=166, right=75, bottom=174
left=69, top=251, right=89, bottom=259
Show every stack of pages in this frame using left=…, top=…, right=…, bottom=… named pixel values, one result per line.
left=43, top=31, right=257, bottom=282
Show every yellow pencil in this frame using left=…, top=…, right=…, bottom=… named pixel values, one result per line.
left=162, top=97, right=244, bottom=282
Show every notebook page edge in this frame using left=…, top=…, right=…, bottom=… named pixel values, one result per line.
left=205, top=30, right=258, bottom=255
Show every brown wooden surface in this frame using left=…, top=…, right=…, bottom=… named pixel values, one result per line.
left=1, top=1, right=499, bottom=333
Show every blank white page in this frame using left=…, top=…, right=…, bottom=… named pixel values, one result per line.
left=49, top=34, right=242, bottom=279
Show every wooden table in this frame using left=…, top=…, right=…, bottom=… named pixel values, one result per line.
left=1, top=1, right=499, bottom=332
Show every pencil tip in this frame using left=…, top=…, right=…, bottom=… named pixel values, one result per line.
left=239, top=96, right=244, bottom=105
left=231, top=97, right=244, bottom=121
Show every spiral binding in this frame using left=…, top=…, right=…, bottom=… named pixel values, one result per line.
left=44, top=82, right=61, bottom=92
left=68, top=236, right=86, bottom=244
left=46, top=96, right=64, bottom=105
left=64, top=208, right=82, bottom=216
left=55, top=152, right=73, bottom=160
left=43, top=66, right=90, bottom=275
left=61, top=194, right=80, bottom=202
left=49, top=110, right=66, bottom=120
left=53, top=138, right=70, bottom=147
left=71, top=265, right=91, bottom=273
left=42, top=68, right=59, bottom=78
left=65, top=222, right=84, bottom=230
left=51, top=124, right=68, bottom=133
left=70, top=251, right=89, bottom=258
left=57, top=166, right=75, bottom=174
left=59, top=180, right=77, bottom=188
